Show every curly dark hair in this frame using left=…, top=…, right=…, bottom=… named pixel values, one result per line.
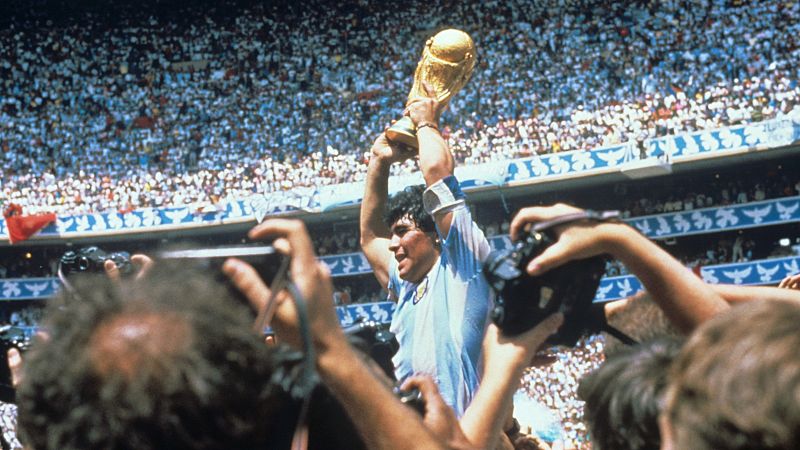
left=17, top=266, right=299, bottom=450
left=384, top=184, right=435, bottom=232
left=578, top=336, right=683, bottom=450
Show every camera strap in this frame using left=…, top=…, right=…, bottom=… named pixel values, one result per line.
left=600, top=323, right=639, bottom=346
left=285, top=281, right=319, bottom=450
left=531, top=209, right=621, bottom=232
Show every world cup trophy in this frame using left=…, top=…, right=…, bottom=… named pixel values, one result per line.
left=385, top=29, right=476, bottom=149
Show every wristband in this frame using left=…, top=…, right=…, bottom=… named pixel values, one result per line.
left=416, top=121, right=439, bottom=132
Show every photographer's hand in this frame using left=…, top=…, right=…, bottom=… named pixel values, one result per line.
left=222, top=219, right=342, bottom=351
left=510, top=203, right=728, bottom=333
left=400, top=375, right=475, bottom=450
left=103, top=254, right=154, bottom=282
left=7, top=348, right=22, bottom=388
left=509, top=203, right=615, bottom=276
left=778, top=273, right=800, bottom=290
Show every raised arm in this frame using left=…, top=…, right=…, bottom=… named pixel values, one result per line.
left=460, top=317, right=563, bottom=450
left=360, top=133, right=414, bottom=289
left=405, top=83, right=456, bottom=237
left=510, top=204, right=729, bottom=333
left=710, top=283, right=800, bottom=305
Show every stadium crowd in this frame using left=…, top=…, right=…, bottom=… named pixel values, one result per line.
left=1, top=0, right=799, bottom=215
left=521, top=335, right=606, bottom=449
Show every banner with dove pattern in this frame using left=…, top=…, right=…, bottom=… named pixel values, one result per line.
left=3, top=120, right=798, bottom=241
left=628, top=196, right=800, bottom=239
left=647, top=118, right=796, bottom=160
left=5, top=256, right=799, bottom=316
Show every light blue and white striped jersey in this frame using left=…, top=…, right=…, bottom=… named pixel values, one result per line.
left=388, top=177, right=493, bottom=417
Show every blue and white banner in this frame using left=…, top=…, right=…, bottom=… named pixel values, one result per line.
left=336, top=301, right=396, bottom=326
left=628, top=196, right=800, bottom=239
left=647, top=119, right=796, bottom=160
left=4, top=256, right=797, bottom=305
left=320, top=252, right=374, bottom=276
left=504, top=144, right=635, bottom=184
left=0, top=278, right=61, bottom=301
left=699, top=255, right=800, bottom=286
left=3, top=120, right=797, bottom=242
left=594, top=275, right=644, bottom=303
left=0, top=200, right=259, bottom=239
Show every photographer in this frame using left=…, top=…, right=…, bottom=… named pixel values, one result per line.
left=662, top=299, right=800, bottom=450
left=226, top=218, right=471, bottom=450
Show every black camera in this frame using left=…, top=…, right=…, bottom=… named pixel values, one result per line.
left=158, top=245, right=289, bottom=319
left=0, top=326, right=32, bottom=403
left=483, top=225, right=607, bottom=345
left=60, top=246, right=132, bottom=276
left=343, top=319, right=399, bottom=380
left=271, top=320, right=422, bottom=450
left=341, top=319, right=425, bottom=414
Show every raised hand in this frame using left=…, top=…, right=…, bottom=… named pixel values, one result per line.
left=370, top=132, right=416, bottom=164
left=405, top=82, right=444, bottom=126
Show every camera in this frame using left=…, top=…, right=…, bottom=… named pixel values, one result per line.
left=158, top=245, right=289, bottom=318
left=341, top=319, right=425, bottom=414
left=483, top=225, right=607, bottom=345
left=0, top=326, right=32, bottom=403
left=343, top=319, right=399, bottom=380
left=271, top=320, right=422, bottom=450
left=60, top=246, right=132, bottom=276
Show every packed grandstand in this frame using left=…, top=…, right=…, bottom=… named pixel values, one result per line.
left=1, top=1, right=800, bottom=449
left=1, top=0, right=798, bottom=214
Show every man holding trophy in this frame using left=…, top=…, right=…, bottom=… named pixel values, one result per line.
left=359, top=29, right=494, bottom=418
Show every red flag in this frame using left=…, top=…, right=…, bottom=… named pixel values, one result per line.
left=3, top=204, right=56, bottom=244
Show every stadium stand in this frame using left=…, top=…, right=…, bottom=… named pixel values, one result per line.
left=1, top=0, right=799, bottom=215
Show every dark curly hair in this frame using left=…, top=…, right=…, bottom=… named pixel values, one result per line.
left=17, top=266, right=300, bottom=450
left=384, top=184, right=435, bottom=232
left=578, top=336, right=683, bottom=450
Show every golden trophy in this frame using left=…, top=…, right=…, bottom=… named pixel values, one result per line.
left=386, top=28, right=476, bottom=149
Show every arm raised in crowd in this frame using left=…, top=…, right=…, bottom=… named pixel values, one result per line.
left=359, top=133, right=415, bottom=289
left=510, top=203, right=729, bottom=333
left=224, top=218, right=468, bottom=450
left=460, top=317, right=563, bottom=450
left=405, top=82, right=456, bottom=236
left=710, top=283, right=800, bottom=305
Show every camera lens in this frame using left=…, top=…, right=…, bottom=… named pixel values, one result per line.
left=78, top=256, right=91, bottom=271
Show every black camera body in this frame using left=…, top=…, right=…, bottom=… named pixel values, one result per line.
left=0, top=326, right=32, bottom=403
left=343, top=320, right=398, bottom=380
left=341, top=319, right=425, bottom=415
left=60, top=246, right=132, bottom=276
left=483, top=227, right=607, bottom=345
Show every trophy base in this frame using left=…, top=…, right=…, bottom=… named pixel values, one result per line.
left=385, top=117, right=419, bottom=149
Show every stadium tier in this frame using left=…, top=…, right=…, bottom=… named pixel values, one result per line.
left=1, top=0, right=798, bottom=215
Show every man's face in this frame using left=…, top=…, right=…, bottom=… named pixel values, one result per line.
left=389, top=215, right=439, bottom=284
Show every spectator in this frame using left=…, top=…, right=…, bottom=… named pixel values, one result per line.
left=662, top=299, right=800, bottom=450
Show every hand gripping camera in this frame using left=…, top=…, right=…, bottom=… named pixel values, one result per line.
left=483, top=211, right=620, bottom=346
left=60, top=246, right=132, bottom=276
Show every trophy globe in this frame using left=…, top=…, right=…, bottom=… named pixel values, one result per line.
left=385, top=28, right=476, bottom=148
